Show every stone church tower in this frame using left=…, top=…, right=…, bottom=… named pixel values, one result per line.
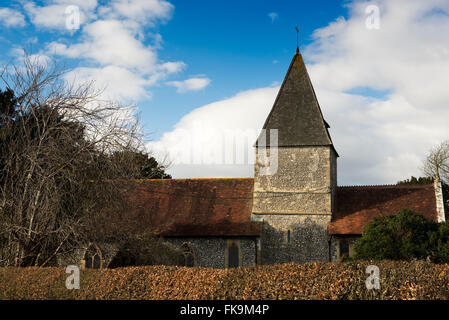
left=252, top=48, right=338, bottom=264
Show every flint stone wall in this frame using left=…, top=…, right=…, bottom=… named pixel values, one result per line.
left=252, top=214, right=331, bottom=264
left=164, top=237, right=257, bottom=268
left=253, top=146, right=334, bottom=214
left=253, top=146, right=336, bottom=264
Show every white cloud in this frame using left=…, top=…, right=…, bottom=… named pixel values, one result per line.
left=65, top=65, right=152, bottom=102
left=16, top=0, right=208, bottom=105
left=303, top=0, right=449, bottom=184
left=40, top=0, right=193, bottom=103
left=23, top=0, right=172, bottom=30
left=166, top=77, right=211, bottom=93
left=99, top=0, right=173, bottom=25
left=10, top=48, right=51, bottom=67
left=0, top=7, right=26, bottom=27
left=147, top=87, right=279, bottom=177
left=48, top=17, right=186, bottom=102
left=159, top=61, right=186, bottom=74
left=47, top=19, right=158, bottom=71
left=305, top=0, right=449, bottom=106
left=23, top=0, right=97, bottom=30
left=150, top=0, right=449, bottom=185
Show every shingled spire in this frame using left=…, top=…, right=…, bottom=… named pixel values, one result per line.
left=257, top=51, right=335, bottom=151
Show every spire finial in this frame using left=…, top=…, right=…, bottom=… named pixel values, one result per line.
left=295, top=25, right=299, bottom=53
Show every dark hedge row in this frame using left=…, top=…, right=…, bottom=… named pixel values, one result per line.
left=1, top=260, right=449, bottom=300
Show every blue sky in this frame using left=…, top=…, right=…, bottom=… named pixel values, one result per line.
left=145, top=0, right=349, bottom=138
left=147, top=0, right=351, bottom=136
left=0, top=0, right=348, bottom=140
left=1, top=0, right=449, bottom=184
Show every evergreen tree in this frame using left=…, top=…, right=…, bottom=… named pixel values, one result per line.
left=353, top=209, right=437, bottom=261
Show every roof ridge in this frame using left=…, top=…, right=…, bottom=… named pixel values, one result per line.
left=337, top=184, right=433, bottom=188
left=134, top=177, right=255, bottom=182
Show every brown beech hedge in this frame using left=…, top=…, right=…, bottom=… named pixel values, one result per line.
left=1, top=260, right=449, bottom=300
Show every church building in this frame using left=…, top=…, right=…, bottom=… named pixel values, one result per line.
left=72, top=48, right=446, bottom=269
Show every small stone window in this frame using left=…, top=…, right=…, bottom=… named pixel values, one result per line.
left=179, top=243, right=196, bottom=267
left=225, top=240, right=242, bottom=268
left=82, top=243, right=103, bottom=269
left=338, top=238, right=354, bottom=261
left=284, top=228, right=293, bottom=244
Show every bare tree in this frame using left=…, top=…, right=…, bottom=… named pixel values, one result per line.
left=0, top=53, right=152, bottom=266
left=423, top=140, right=449, bottom=183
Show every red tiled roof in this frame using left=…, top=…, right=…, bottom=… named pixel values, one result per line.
left=113, top=179, right=438, bottom=238
left=121, top=178, right=260, bottom=237
left=329, top=184, right=438, bottom=235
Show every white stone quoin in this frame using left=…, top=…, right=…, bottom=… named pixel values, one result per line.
left=434, top=177, right=446, bottom=223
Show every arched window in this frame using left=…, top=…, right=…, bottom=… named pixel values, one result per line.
left=226, top=240, right=241, bottom=268
left=179, top=243, right=196, bottom=267
left=83, top=243, right=103, bottom=269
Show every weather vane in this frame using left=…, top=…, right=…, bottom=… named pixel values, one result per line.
left=295, top=25, right=299, bottom=53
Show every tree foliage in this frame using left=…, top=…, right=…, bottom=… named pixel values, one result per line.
left=0, top=53, right=169, bottom=267
left=428, top=222, right=449, bottom=263
left=108, top=151, right=171, bottom=179
left=397, top=176, right=434, bottom=185
left=353, top=209, right=437, bottom=261
left=352, top=209, right=449, bottom=263
left=108, top=234, right=180, bottom=268
left=423, top=140, right=449, bottom=182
